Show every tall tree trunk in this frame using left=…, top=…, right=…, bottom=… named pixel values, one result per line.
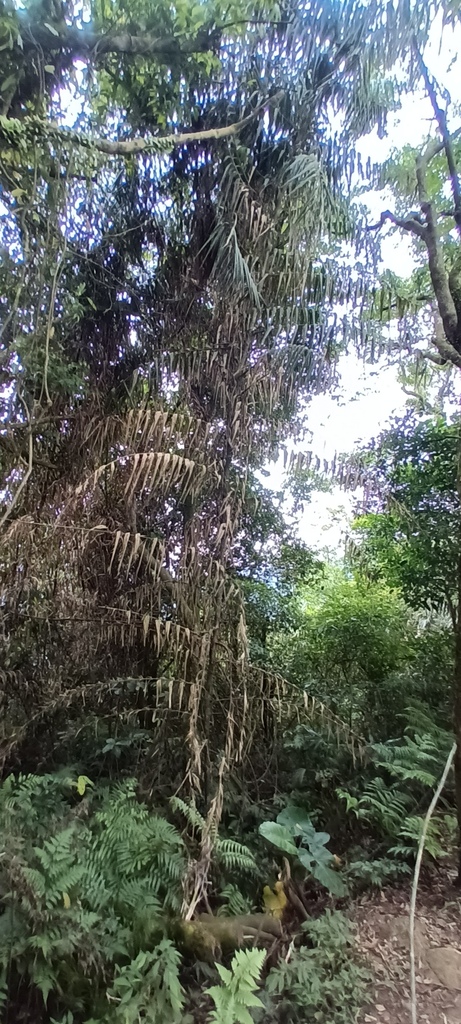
left=454, top=422, right=461, bottom=882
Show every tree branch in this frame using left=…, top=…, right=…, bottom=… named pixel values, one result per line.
left=94, top=93, right=284, bottom=154
left=0, top=92, right=284, bottom=159
left=430, top=303, right=461, bottom=368
left=367, top=209, right=427, bottom=238
left=413, top=41, right=461, bottom=235
left=415, top=149, right=460, bottom=347
left=19, top=18, right=217, bottom=61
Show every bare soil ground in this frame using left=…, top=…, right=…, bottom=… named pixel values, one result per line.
left=352, top=878, right=461, bottom=1024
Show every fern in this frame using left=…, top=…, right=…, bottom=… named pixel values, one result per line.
left=107, top=940, right=185, bottom=1024
left=206, top=948, right=265, bottom=1024
left=215, top=839, right=258, bottom=875
left=371, top=733, right=443, bottom=788
left=218, top=884, right=254, bottom=917
left=0, top=773, right=265, bottom=1021
left=170, top=795, right=207, bottom=834
left=171, top=796, right=258, bottom=876
left=338, top=724, right=457, bottom=866
left=389, top=812, right=457, bottom=861
left=0, top=774, right=187, bottom=1018
left=89, top=782, right=187, bottom=914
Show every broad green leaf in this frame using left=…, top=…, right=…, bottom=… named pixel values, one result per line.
left=297, top=847, right=314, bottom=871
left=312, top=863, right=348, bottom=897
left=258, top=822, right=297, bottom=855
left=276, top=804, right=314, bottom=836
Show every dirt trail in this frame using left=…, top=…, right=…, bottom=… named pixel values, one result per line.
left=353, top=880, right=461, bottom=1024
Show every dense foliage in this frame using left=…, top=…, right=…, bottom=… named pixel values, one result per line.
left=350, top=413, right=460, bottom=624
left=2, top=0, right=461, bottom=1021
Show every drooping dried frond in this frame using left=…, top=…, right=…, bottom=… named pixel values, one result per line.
left=0, top=0, right=434, bottom=799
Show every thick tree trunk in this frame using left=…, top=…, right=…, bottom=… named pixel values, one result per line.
left=455, top=422, right=461, bottom=882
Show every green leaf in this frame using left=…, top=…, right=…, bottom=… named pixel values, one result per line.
left=215, top=963, right=233, bottom=984
left=297, top=847, right=314, bottom=871
left=276, top=804, right=314, bottom=836
left=258, top=822, right=298, bottom=855
left=312, top=863, right=348, bottom=897
left=1, top=74, right=17, bottom=93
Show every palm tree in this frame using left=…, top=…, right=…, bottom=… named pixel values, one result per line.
left=0, top=0, right=439, bottom=797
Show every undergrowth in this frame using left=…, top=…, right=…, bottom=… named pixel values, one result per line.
left=259, top=912, right=370, bottom=1023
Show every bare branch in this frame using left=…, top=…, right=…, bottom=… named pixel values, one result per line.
left=95, top=94, right=283, bottom=154
left=410, top=742, right=457, bottom=1024
left=414, top=41, right=461, bottom=235
left=367, top=209, right=427, bottom=238
left=420, top=351, right=447, bottom=366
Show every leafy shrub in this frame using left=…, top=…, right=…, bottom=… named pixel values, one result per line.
left=104, top=941, right=185, bottom=1024
left=344, top=855, right=411, bottom=890
left=0, top=772, right=258, bottom=1023
left=268, top=572, right=411, bottom=734
left=260, top=911, right=370, bottom=1023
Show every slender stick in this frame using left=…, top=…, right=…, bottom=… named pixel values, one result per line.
left=409, top=741, right=456, bottom=1024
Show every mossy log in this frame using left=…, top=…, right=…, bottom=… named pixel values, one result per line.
left=174, top=913, right=282, bottom=959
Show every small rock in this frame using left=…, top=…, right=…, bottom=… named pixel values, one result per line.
left=387, top=916, right=427, bottom=955
left=426, top=947, right=461, bottom=992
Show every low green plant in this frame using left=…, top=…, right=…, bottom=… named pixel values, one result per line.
left=260, top=911, right=369, bottom=1023
left=0, top=772, right=261, bottom=1023
left=105, top=941, right=185, bottom=1024
left=344, top=854, right=410, bottom=890
left=337, top=723, right=456, bottom=863
left=259, top=805, right=347, bottom=896
left=205, top=947, right=266, bottom=1024
left=217, top=883, right=255, bottom=917
left=171, top=797, right=258, bottom=877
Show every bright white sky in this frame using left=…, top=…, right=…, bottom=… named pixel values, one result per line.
left=269, top=13, right=461, bottom=557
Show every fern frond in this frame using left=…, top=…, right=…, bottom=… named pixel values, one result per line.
left=215, top=839, right=258, bottom=875
left=206, top=947, right=265, bottom=1024
left=170, top=796, right=207, bottom=834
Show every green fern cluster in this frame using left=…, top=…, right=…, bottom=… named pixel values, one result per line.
left=171, top=796, right=258, bottom=876
left=206, top=948, right=266, bottom=1024
left=0, top=773, right=271, bottom=1023
left=337, top=720, right=456, bottom=865
left=0, top=773, right=186, bottom=1020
